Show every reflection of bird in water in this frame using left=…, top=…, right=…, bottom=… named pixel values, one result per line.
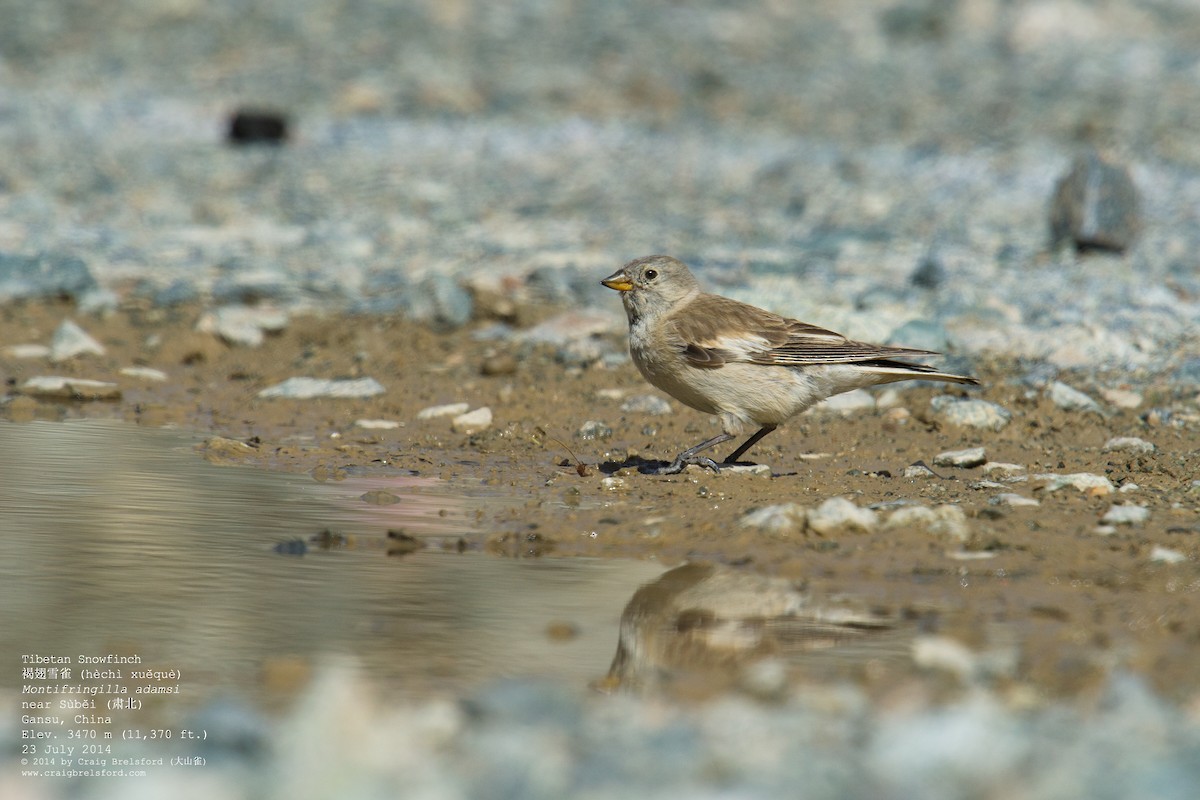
left=598, top=562, right=899, bottom=695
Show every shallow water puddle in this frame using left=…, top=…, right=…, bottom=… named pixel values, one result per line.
left=0, top=421, right=667, bottom=721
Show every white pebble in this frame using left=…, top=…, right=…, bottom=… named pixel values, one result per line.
left=1100, top=504, right=1150, bottom=525
left=18, top=376, right=121, bottom=400
left=4, top=343, right=50, bottom=359
left=1099, top=388, right=1143, bottom=409
left=417, top=402, right=470, bottom=420
left=990, top=493, right=1040, bottom=508
left=883, top=504, right=969, bottom=540
left=933, top=447, right=987, bottom=468
left=258, top=377, right=385, bottom=399
left=981, top=462, right=1026, bottom=480
left=119, top=366, right=168, bottom=381
left=1149, top=546, right=1187, bottom=564
left=1035, top=472, right=1114, bottom=495
left=807, top=497, right=878, bottom=535
left=1102, top=437, right=1156, bottom=455
left=355, top=419, right=402, bottom=430
left=739, top=503, right=808, bottom=537
left=451, top=406, right=493, bottom=434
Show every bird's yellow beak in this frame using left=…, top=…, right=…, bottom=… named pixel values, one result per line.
left=601, top=271, right=633, bottom=292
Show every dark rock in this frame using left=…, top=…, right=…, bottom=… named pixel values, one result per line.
left=1049, top=152, right=1141, bottom=253
left=227, top=109, right=289, bottom=145
left=909, top=253, right=946, bottom=290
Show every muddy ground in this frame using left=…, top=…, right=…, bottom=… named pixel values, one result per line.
left=3, top=297, right=1200, bottom=706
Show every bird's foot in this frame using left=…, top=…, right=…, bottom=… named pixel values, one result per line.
left=642, top=455, right=722, bottom=475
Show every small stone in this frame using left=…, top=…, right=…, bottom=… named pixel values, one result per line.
left=227, top=108, right=289, bottom=145
left=355, top=419, right=402, bottom=430
left=575, top=420, right=613, bottom=441
left=968, top=480, right=1008, bottom=490
left=619, top=394, right=673, bottom=415
left=197, top=305, right=289, bottom=347
left=50, top=320, right=105, bottom=362
left=990, top=493, right=1040, bottom=507
left=480, top=354, right=518, bottom=376
left=718, top=463, right=772, bottom=476
left=1149, top=546, right=1187, bottom=564
left=1049, top=151, right=1141, bottom=253
left=600, top=477, right=627, bottom=492
left=929, top=396, right=1012, bottom=431
left=814, top=389, right=876, bottom=414
left=416, top=274, right=474, bottom=330
left=1099, top=388, right=1143, bottom=409
left=1035, top=472, right=1114, bottom=496
left=417, top=402, right=470, bottom=420
left=1047, top=381, right=1102, bottom=413
left=903, top=463, right=936, bottom=479
left=18, top=376, right=121, bottom=400
left=451, top=407, right=493, bottom=434
left=1100, top=504, right=1149, bottom=526
left=1102, top=437, right=1156, bottom=455
left=807, top=497, right=878, bottom=535
left=258, top=377, right=385, bottom=399
left=883, top=504, right=969, bottom=540
left=881, top=407, right=911, bottom=430
left=119, top=366, right=168, bottom=381
left=739, top=503, right=808, bottom=537
left=4, top=343, right=50, bottom=358
left=933, top=447, right=987, bottom=468
left=981, top=462, right=1026, bottom=480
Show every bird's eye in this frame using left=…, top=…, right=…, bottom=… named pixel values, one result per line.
left=644, top=269, right=658, bottom=280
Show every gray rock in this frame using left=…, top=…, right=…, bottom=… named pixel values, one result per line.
left=738, top=503, right=809, bottom=537
left=153, top=279, right=201, bottom=307
left=807, top=497, right=878, bottom=535
left=1102, top=436, right=1156, bottom=455
left=417, top=273, right=474, bottom=330
left=1049, top=151, right=1141, bottom=253
left=1036, top=472, right=1114, bottom=495
left=1047, top=381, right=1102, bottom=414
left=933, top=447, right=987, bottom=468
left=908, top=253, right=946, bottom=290
left=0, top=252, right=97, bottom=302
left=903, top=463, right=936, bottom=479
left=620, top=394, right=673, bottom=415
left=929, top=396, right=1012, bottom=431
left=49, top=319, right=105, bottom=361
left=258, top=377, right=385, bottom=399
left=990, top=493, right=1040, bottom=508
left=575, top=420, right=613, bottom=440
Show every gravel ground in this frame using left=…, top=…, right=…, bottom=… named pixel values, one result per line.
left=3, top=0, right=1200, bottom=797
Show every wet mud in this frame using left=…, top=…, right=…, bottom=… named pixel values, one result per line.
left=3, top=298, right=1200, bottom=704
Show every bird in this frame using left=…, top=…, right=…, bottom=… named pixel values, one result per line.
left=601, top=255, right=979, bottom=475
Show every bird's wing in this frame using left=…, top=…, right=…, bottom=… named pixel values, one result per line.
left=669, top=294, right=938, bottom=370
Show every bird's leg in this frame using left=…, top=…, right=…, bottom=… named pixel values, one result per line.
left=721, top=425, right=777, bottom=465
left=647, top=433, right=734, bottom=475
